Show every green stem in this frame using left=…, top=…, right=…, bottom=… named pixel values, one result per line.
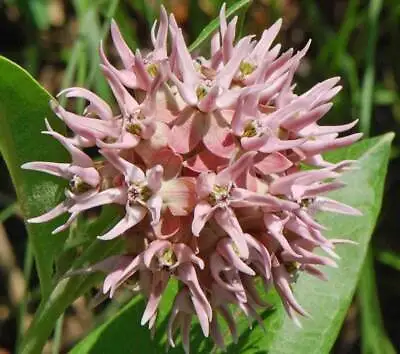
left=359, top=0, right=383, bottom=136
left=85, top=0, right=120, bottom=90
left=357, top=1, right=394, bottom=353
left=16, top=240, right=34, bottom=353
left=359, top=250, right=395, bottom=354
left=0, top=202, right=18, bottom=223
left=52, top=313, right=65, bottom=354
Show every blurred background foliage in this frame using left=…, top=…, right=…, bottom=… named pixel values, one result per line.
left=0, top=0, right=399, bottom=353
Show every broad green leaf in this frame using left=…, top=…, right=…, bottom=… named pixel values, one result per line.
left=0, top=56, right=68, bottom=298
left=229, top=133, right=394, bottom=353
left=70, top=281, right=179, bottom=354
left=188, top=0, right=252, bottom=53
left=20, top=207, right=124, bottom=354
left=68, top=133, right=393, bottom=354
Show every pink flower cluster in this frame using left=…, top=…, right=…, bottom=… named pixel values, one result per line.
left=23, top=5, right=361, bottom=353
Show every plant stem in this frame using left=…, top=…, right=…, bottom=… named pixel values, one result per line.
left=0, top=202, right=18, bottom=223
left=359, top=0, right=383, bottom=135
left=52, top=313, right=65, bottom=354
left=357, top=1, right=394, bottom=353
left=16, top=240, right=34, bottom=353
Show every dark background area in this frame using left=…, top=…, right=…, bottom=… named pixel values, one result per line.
left=0, top=0, right=399, bottom=353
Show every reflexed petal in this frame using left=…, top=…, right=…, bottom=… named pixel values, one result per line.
left=169, top=108, right=206, bottom=154
left=147, top=195, right=163, bottom=225
left=216, top=151, right=256, bottom=186
left=100, top=150, right=145, bottom=182
left=196, top=172, right=216, bottom=199
left=184, top=149, right=228, bottom=173
left=110, top=20, right=135, bottom=69
left=27, top=201, right=69, bottom=224
left=146, top=165, right=164, bottom=192
left=214, top=207, right=249, bottom=258
left=313, top=197, right=362, bottom=216
left=21, top=161, right=71, bottom=179
left=69, top=188, right=126, bottom=214
left=98, top=205, right=146, bottom=240
left=202, top=112, right=236, bottom=158
left=254, top=152, right=293, bottom=175
left=161, top=177, right=197, bottom=216
left=58, top=87, right=113, bottom=120
left=192, top=201, right=214, bottom=236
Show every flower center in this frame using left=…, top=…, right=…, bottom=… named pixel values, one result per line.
left=125, top=112, right=145, bottom=136
left=284, top=261, right=301, bottom=283
left=146, top=63, right=158, bottom=77
left=239, top=60, right=257, bottom=76
left=242, top=121, right=258, bottom=137
left=127, top=183, right=152, bottom=206
left=208, top=184, right=232, bottom=206
left=69, top=175, right=92, bottom=194
left=126, top=123, right=142, bottom=136
left=196, top=79, right=215, bottom=100
left=300, top=198, right=314, bottom=208
left=158, top=248, right=177, bottom=270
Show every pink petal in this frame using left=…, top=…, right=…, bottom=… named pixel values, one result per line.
left=96, top=131, right=140, bottom=150
left=101, top=65, right=139, bottom=116
left=152, top=211, right=181, bottom=239
left=192, top=201, right=214, bottom=236
left=184, top=148, right=228, bottom=174
left=251, top=19, right=282, bottom=60
left=100, top=150, right=145, bottom=182
left=231, top=187, right=298, bottom=210
left=146, top=165, right=164, bottom=192
left=202, top=111, right=236, bottom=158
left=300, top=133, right=362, bottom=156
left=216, top=151, right=256, bottom=186
left=99, top=42, right=138, bottom=89
left=217, top=238, right=255, bottom=275
left=161, top=177, right=197, bottom=216
left=58, top=87, right=113, bottom=121
left=27, top=201, right=69, bottom=223
left=217, top=36, right=252, bottom=89
left=214, top=207, right=249, bottom=258
left=222, top=15, right=237, bottom=63
left=198, top=85, right=220, bottom=113
left=110, top=20, right=135, bottom=69
left=42, top=119, right=94, bottom=168
left=98, top=205, right=146, bottom=240
left=254, top=152, right=293, bottom=175
left=50, top=101, right=116, bottom=140
left=141, top=271, right=170, bottom=325
left=151, top=148, right=183, bottom=179
left=143, top=240, right=171, bottom=268
left=263, top=214, right=299, bottom=257
left=313, top=197, right=362, bottom=216
left=147, top=195, right=163, bottom=225
left=22, top=161, right=72, bottom=179
left=195, top=172, right=216, bottom=199
left=133, top=50, right=152, bottom=91
left=169, top=108, right=206, bottom=154
left=69, top=188, right=126, bottom=214
left=173, top=243, right=204, bottom=269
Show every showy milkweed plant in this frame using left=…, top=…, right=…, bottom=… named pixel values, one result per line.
left=10, top=3, right=391, bottom=354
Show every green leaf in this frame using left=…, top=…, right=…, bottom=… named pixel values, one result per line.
left=68, top=134, right=393, bottom=354
left=70, top=281, right=179, bottom=354
left=20, top=207, right=124, bottom=354
left=0, top=56, right=68, bottom=299
left=230, top=133, right=394, bottom=353
left=377, top=249, right=400, bottom=271
left=188, top=0, right=252, bottom=53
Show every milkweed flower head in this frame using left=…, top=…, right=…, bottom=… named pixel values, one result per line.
left=23, top=4, right=362, bottom=353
